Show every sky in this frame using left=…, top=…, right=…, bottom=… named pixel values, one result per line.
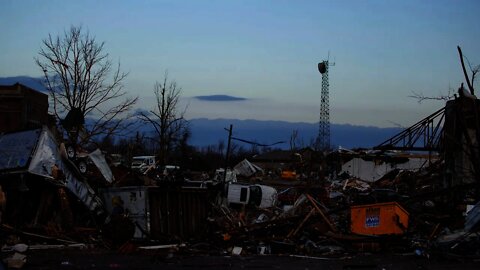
left=1, top=0, right=480, bottom=128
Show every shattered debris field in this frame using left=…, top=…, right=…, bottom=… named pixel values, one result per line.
left=23, top=249, right=480, bottom=269
left=1, top=84, right=480, bottom=269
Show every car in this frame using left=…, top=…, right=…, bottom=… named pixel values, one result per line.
left=226, top=183, right=277, bottom=208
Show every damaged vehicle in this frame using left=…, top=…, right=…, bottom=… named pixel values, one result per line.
left=226, top=183, right=277, bottom=208
left=131, top=156, right=155, bottom=173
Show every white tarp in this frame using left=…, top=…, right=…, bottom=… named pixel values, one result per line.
left=234, top=159, right=263, bottom=177
left=89, top=149, right=114, bottom=183
left=341, top=157, right=429, bottom=182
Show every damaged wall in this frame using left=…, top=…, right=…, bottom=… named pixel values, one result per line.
left=0, top=127, right=104, bottom=215
left=0, top=83, right=49, bottom=133
left=443, top=97, right=480, bottom=188
left=100, top=186, right=149, bottom=239
left=341, top=155, right=430, bottom=182
left=149, top=187, right=209, bottom=239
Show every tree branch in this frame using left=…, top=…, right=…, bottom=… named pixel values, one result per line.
left=458, top=45, right=475, bottom=95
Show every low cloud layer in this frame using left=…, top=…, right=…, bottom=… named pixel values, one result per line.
left=194, top=95, right=248, bottom=102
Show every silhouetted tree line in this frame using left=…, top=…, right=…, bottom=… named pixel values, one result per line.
left=96, top=134, right=280, bottom=172
left=36, top=25, right=286, bottom=170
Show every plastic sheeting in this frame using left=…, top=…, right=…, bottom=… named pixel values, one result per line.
left=28, top=128, right=61, bottom=179
left=89, top=149, right=114, bottom=183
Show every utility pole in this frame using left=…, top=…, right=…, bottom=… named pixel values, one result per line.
left=223, top=124, right=233, bottom=183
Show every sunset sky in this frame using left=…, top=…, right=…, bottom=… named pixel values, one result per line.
left=1, top=0, right=479, bottom=127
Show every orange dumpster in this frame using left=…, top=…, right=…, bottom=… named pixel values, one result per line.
left=350, top=202, right=409, bottom=235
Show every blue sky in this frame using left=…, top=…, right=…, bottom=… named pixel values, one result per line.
left=1, top=0, right=479, bottom=127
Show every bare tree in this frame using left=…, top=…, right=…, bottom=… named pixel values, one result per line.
left=36, top=25, right=138, bottom=145
left=410, top=46, right=479, bottom=103
left=458, top=46, right=479, bottom=95
left=409, top=87, right=456, bottom=104
left=138, top=72, right=189, bottom=165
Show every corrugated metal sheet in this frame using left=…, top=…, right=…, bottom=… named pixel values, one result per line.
left=149, top=187, right=209, bottom=239
left=0, top=129, right=40, bottom=171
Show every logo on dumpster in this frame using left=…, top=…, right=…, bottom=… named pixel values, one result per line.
left=365, top=207, right=380, bottom=228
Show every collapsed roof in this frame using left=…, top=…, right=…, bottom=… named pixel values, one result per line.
left=0, top=127, right=104, bottom=215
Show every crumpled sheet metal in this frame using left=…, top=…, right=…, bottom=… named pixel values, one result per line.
left=465, top=201, right=480, bottom=232
left=28, top=127, right=104, bottom=214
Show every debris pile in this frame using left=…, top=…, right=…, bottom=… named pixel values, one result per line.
left=1, top=94, right=480, bottom=267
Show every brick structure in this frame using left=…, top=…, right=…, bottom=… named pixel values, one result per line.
left=0, top=83, right=49, bottom=133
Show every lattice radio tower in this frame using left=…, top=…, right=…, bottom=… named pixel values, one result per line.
left=317, top=58, right=334, bottom=151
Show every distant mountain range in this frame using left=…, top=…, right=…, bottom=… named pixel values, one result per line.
left=186, top=118, right=402, bottom=150
left=0, top=76, right=47, bottom=92
left=127, top=118, right=402, bottom=150
left=1, top=76, right=403, bottom=149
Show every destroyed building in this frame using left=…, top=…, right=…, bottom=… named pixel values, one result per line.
left=338, top=151, right=436, bottom=183
left=1, top=81, right=480, bottom=267
left=0, top=83, right=50, bottom=133
left=0, top=128, right=105, bottom=226
left=443, top=95, right=480, bottom=189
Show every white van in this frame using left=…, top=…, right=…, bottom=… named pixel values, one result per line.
left=226, top=183, right=277, bottom=208
left=131, top=156, right=155, bottom=172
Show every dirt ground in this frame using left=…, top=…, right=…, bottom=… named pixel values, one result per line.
left=13, top=249, right=480, bottom=270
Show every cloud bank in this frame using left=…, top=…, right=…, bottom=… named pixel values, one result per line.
left=194, top=95, right=248, bottom=102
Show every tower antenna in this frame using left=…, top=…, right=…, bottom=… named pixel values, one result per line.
left=317, top=57, right=335, bottom=151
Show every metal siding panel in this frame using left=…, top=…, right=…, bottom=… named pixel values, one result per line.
left=148, top=188, right=209, bottom=239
